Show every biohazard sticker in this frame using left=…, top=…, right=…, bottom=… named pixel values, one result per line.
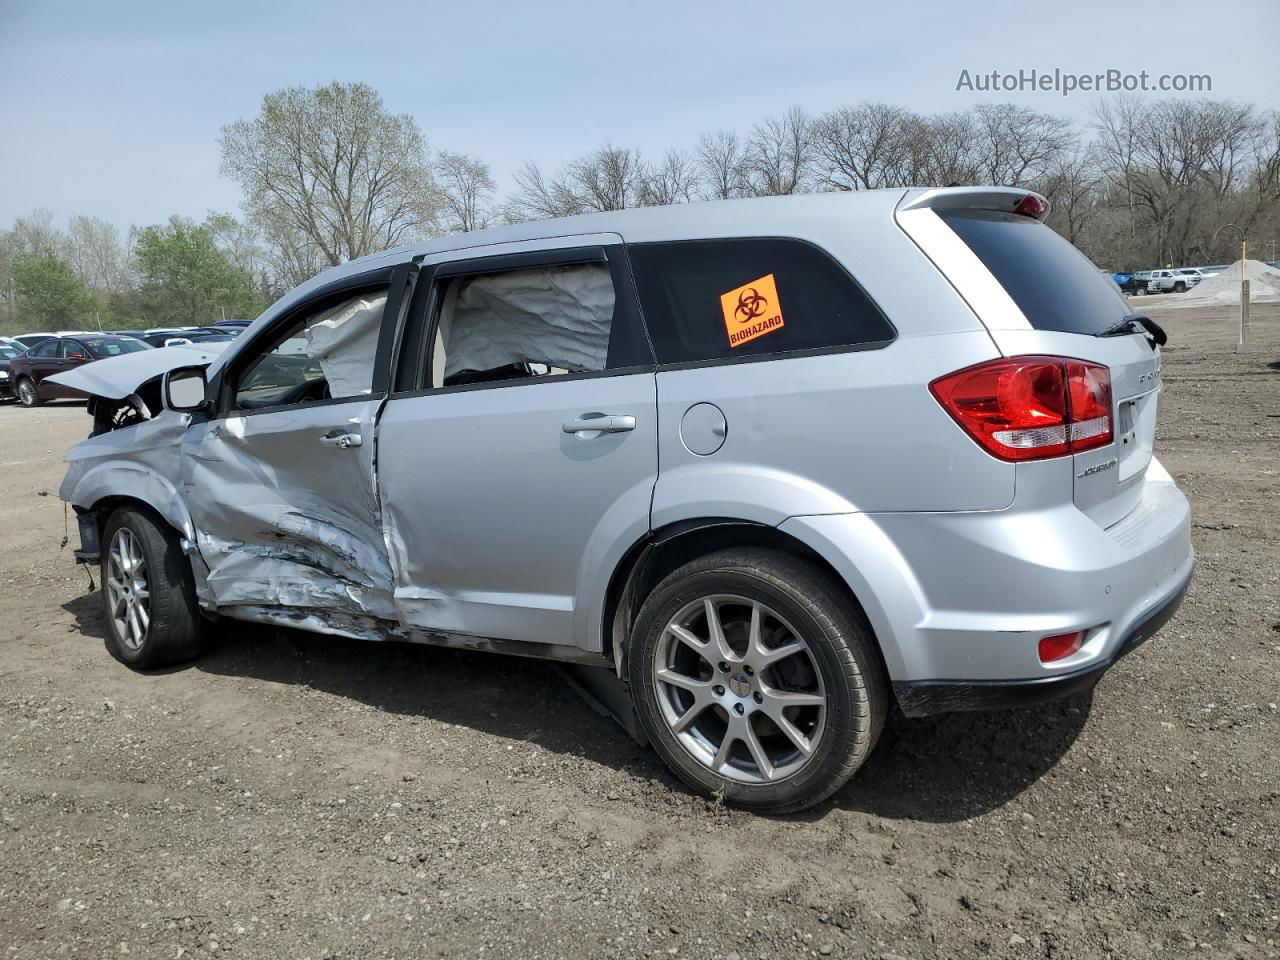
left=720, top=273, right=785, bottom=348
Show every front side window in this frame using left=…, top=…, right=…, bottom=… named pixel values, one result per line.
left=428, top=260, right=639, bottom=388
left=234, top=289, right=387, bottom=409
left=627, top=238, right=894, bottom=365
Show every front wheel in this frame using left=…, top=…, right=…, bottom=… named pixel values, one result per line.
left=17, top=378, right=40, bottom=407
left=1173, top=282, right=1186, bottom=293
left=101, top=507, right=205, bottom=669
left=628, top=548, right=887, bottom=814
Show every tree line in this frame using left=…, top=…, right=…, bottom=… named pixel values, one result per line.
left=3, top=81, right=1278, bottom=333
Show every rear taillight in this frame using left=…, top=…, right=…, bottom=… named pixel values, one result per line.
left=930, top=356, right=1113, bottom=462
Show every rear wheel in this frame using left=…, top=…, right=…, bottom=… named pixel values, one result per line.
left=629, top=548, right=886, bottom=814
left=101, top=507, right=204, bottom=669
left=17, top=377, right=40, bottom=407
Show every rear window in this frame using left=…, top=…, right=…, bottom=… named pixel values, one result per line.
left=84, top=337, right=148, bottom=357
left=628, top=238, right=894, bottom=364
left=940, top=211, right=1130, bottom=335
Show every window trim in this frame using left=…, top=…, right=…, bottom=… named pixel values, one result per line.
left=208, top=264, right=408, bottom=420
left=623, top=235, right=898, bottom=369
left=391, top=243, right=654, bottom=397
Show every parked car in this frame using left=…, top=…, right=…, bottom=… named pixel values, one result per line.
left=1111, top=271, right=1150, bottom=295
left=10, top=333, right=56, bottom=350
left=10, top=335, right=150, bottom=406
left=50, top=187, right=1192, bottom=813
left=1147, top=268, right=1204, bottom=293
left=0, top=341, right=22, bottom=401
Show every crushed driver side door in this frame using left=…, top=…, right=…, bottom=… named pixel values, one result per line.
left=183, top=262, right=416, bottom=630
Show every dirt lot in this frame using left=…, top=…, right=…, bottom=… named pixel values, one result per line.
left=1, top=305, right=1277, bottom=960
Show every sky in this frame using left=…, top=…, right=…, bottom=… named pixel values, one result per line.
left=1, top=0, right=1277, bottom=232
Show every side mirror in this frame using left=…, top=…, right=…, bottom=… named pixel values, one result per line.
left=164, top=366, right=209, bottom=413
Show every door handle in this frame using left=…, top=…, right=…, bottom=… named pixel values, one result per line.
left=319, top=431, right=363, bottom=449
left=562, top=414, right=636, bottom=437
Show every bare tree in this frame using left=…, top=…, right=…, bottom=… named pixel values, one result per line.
left=639, top=149, right=700, bottom=206
left=434, top=151, right=497, bottom=233
left=912, top=111, right=982, bottom=186
left=743, top=107, right=813, bottom=196
left=66, top=215, right=131, bottom=293
left=812, top=103, right=919, bottom=190
left=973, top=103, right=1076, bottom=187
left=696, top=130, right=748, bottom=199
left=508, top=144, right=647, bottom=220
left=219, top=82, right=440, bottom=268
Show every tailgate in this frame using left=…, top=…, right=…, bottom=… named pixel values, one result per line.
left=896, top=192, right=1164, bottom=530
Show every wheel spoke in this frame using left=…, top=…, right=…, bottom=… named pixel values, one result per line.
left=756, top=640, right=805, bottom=668
left=655, top=667, right=708, bottom=694
left=711, top=726, right=736, bottom=772
left=770, top=711, right=816, bottom=757
left=742, top=721, right=775, bottom=780
left=761, top=687, right=825, bottom=709
left=667, top=622, right=710, bottom=658
left=703, top=598, right=735, bottom=662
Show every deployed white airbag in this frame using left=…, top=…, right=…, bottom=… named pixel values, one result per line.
left=444, top=264, right=613, bottom=378
left=304, top=292, right=387, bottom=398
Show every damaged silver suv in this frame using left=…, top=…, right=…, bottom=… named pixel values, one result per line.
left=53, top=187, right=1193, bottom=813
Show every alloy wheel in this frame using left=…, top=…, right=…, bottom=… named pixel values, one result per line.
left=653, top=594, right=827, bottom=784
left=106, top=528, right=150, bottom=650
left=18, top=380, right=35, bottom=405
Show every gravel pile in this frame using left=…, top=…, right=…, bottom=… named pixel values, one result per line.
left=1171, top=259, right=1280, bottom=306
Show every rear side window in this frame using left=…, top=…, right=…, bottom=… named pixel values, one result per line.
left=940, top=211, right=1129, bottom=336
left=627, top=238, right=894, bottom=364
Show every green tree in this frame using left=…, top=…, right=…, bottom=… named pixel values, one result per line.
left=133, top=216, right=267, bottom=326
left=11, top=254, right=95, bottom=326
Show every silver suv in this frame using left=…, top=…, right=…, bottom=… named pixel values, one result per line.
left=53, top=187, right=1193, bottom=813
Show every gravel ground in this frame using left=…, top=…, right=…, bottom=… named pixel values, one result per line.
left=1, top=304, right=1277, bottom=960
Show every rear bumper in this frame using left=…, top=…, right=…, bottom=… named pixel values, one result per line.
left=891, top=563, right=1191, bottom=715
left=779, top=458, right=1194, bottom=716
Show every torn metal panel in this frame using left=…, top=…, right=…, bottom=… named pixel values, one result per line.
left=61, top=409, right=200, bottom=544
left=183, top=400, right=396, bottom=621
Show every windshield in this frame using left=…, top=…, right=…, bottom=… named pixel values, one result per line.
left=940, top=210, right=1130, bottom=336
left=83, top=337, right=149, bottom=357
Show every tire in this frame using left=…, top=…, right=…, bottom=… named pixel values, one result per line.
left=1173, top=282, right=1186, bottom=293
left=1133, top=287, right=1146, bottom=296
left=17, top=377, right=41, bottom=407
left=100, top=507, right=204, bottom=669
left=628, top=548, right=887, bottom=814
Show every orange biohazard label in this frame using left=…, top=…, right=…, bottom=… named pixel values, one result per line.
left=720, top=273, right=785, bottom=348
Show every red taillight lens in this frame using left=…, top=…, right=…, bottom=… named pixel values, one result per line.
left=930, top=356, right=1113, bottom=462
left=1039, top=630, right=1085, bottom=663
left=1065, top=361, right=1113, bottom=453
left=1014, top=193, right=1048, bottom=220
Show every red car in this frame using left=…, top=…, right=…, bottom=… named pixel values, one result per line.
left=10, top=335, right=150, bottom=407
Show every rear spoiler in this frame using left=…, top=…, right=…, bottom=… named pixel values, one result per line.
left=897, top=186, right=1049, bottom=220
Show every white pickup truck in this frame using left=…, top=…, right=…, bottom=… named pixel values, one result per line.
left=1147, top=268, right=1205, bottom=294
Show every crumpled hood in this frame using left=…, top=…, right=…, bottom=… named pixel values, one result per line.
left=46, top=341, right=230, bottom=400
